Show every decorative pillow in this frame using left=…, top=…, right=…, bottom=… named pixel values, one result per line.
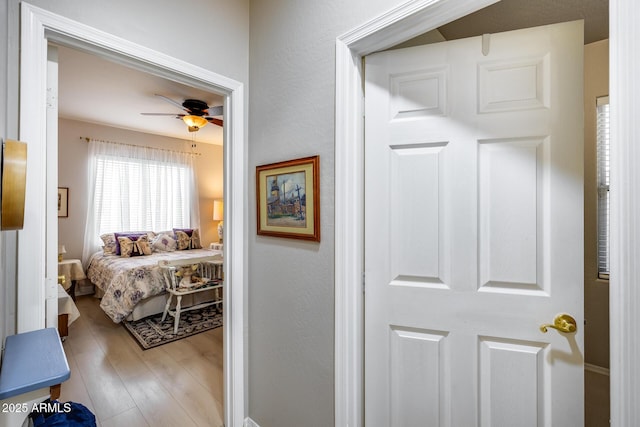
left=118, top=234, right=152, bottom=257
left=175, top=231, right=192, bottom=250
left=113, top=232, right=148, bottom=255
left=173, top=227, right=193, bottom=237
left=173, top=228, right=202, bottom=250
left=151, top=233, right=177, bottom=252
left=100, top=233, right=117, bottom=255
left=191, top=229, right=202, bottom=249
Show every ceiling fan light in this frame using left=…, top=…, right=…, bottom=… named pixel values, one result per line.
left=182, top=115, right=208, bottom=132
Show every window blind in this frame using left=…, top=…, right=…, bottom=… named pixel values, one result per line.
left=596, top=96, right=610, bottom=279
left=94, top=156, right=192, bottom=236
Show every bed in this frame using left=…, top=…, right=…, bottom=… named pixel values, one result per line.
left=87, top=247, right=222, bottom=323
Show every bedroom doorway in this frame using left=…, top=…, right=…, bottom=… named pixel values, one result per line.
left=53, top=42, right=227, bottom=425
left=19, top=3, right=246, bottom=426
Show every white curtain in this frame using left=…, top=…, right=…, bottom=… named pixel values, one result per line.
left=82, top=139, right=200, bottom=265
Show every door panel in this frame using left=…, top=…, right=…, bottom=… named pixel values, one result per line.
left=390, top=142, right=448, bottom=286
left=478, top=337, right=548, bottom=427
left=390, top=327, right=449, bottom=426
left=478, top=137, right=547, bottom=293
left=364, top=20, right=584, bottom=427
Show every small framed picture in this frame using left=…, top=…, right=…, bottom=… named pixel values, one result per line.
left=58, top=187, right=69, bottom=218
left=256, top=155, right=320, bottom=242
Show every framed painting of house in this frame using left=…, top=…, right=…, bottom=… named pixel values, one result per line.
left=256, top=155, right=320, bottom=242
left=58, top=187, right=69, bottom=218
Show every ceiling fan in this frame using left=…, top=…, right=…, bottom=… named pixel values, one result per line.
left=141, top=94, right=223, bottom=132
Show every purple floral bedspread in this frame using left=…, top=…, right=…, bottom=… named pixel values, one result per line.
left=87, top=248, right=221, bottom=323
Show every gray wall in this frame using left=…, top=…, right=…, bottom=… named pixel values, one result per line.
left=247, top=1, right=409, bottom=426
left=22, top=0, right=249, bottom=83
left=584, top=39, right=610, bottom=370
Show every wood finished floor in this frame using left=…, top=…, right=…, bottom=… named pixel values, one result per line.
left=59, top=295, right=224, bottom=427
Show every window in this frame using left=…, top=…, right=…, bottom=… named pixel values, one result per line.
left=82, top=140, right=200, bottom=263
left=596, top=96, right=610, bottom=279
left=93, top=156, right=193, bottom=235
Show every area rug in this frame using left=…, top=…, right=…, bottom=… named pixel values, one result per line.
left=123, top=305, right=223, bottom=350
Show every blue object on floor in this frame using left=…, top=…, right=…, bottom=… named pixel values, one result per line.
left=30, top=400, right=96, bottom=427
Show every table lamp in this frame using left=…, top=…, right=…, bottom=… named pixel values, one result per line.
left=58, top=245, right=66, bottom=262
left=213, top=199, right=224, bottom=244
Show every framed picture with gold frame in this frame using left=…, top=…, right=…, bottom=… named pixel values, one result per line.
left=256, top=155, right=320, bottom=242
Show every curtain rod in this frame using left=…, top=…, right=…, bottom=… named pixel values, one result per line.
left=79, top=137, right=201, bottom=156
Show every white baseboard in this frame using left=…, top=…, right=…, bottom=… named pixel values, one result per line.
left=585, top=362, right=610, bottom=377
left=244, top=417, right=261, bottom=427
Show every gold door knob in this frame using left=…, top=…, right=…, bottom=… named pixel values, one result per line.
left=540, top=314, right=577, bottom=334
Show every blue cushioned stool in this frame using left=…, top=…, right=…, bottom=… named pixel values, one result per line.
left=0, top=328, right=70, bottom=427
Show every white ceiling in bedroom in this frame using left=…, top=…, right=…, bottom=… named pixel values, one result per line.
left=57, top=45, right=225, bottom=145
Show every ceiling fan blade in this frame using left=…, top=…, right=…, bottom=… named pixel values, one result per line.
left=155, top=94, right=188, bottom=112
left=207, top=118, right=224, bottom=127
left=205, top=105, right=223, bottom=116
left=141, top=112, right=181, bottom=116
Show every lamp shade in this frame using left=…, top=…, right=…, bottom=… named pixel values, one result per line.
left=213, top=200, right=224, bottom=221
left=182, top=115, right=208, bottom=132
left=58, top=245, right=66, bottom=254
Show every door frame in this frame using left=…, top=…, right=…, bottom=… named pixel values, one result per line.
left=19, top=3, right=246, bottom=426
left=334, top=0, right=639, bottom=425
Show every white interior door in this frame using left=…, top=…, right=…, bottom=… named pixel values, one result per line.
left=364, top=20, right=584, bottom=426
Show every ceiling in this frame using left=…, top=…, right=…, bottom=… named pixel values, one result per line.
left=57, top=45, right=225, bottom=145
left=56, top=0, right=608, bottom=144
left=439, top=0, right=608, bottom=44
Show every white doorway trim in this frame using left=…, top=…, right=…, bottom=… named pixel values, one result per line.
left=19, top=3, right=246, bottom=426
left=334, top=0, right=638, bottom=425
left=608, top=1, right=640, bottom=424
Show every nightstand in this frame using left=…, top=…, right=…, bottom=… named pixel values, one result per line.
left=58, top=259, right=85, bottom=301
left=57, top=284, right=80, bottom=339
